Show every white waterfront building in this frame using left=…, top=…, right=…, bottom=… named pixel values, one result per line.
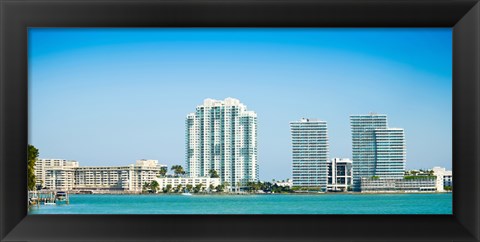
left=360, top=177, right=436, bottom=193
left=34, top=159, right=166, bottom=192
left=327, top=158, right=353, bottom=192
left=350, top=113, right=406, bottom=190
left=290, top=118, right=329, bottom=191
left=432, top=166, right=453, bottom=192
left=274, top=179, right=293, bottom=188
left=185, top=98, right=258, bottom=190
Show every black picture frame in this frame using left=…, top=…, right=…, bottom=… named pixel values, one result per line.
left=1, top=0, right=479, bottom=241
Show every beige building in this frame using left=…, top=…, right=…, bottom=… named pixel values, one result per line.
left=35, top=159, right=166, bottom=192
left=35, top=159, right=79, bottom=191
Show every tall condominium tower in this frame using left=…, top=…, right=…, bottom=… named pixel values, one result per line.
left=374, top=128, right=406, bottom=178
left=290, top=118, right=329, bottom=191
left=350, top=113, right=406, bottom=190
left=185, top=98, right=258, bottom=190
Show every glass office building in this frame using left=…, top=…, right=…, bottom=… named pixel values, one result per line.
left=290, top=118, right=329, bottom=191
left=350, top=113, right=406, bottom=190
left=185, top=98, right=258, bottom=190
left=374, top=128, right=406, bottom=179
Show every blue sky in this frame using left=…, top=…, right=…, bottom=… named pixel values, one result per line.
left=29, top=28, right=452, bottom=180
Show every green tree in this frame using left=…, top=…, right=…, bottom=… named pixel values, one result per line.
left=164, top=184, right=172, bottom=193
left=171, top=165, right=186, bottom=177
left=236, top=182, right=242, bottom=192
left=208, top=169, right=219, bottom=178
left=193, top=183, right=203, bottom=193
left=215, top=184, right=225, bottom=192
left=176, top=184, right=183, bottom=193
left=249, top=182, right=255, bottom=193
left=158, top=167, right=168, bottom=177
left=27, top=144, right=39, bottom=191
left=246, top=182, right=255, bottom=193
left=209, top=184, right=215, bottom=192
left=150, top=180, right=160, bottom=193
left=186, top=184, right=193, bottom=192
left=142, top=182, right=150, bottom=193
left=261, top=182, right=273, bottom=191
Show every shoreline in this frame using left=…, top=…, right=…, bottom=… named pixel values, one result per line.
left=65, top=191, right=452, bottom=196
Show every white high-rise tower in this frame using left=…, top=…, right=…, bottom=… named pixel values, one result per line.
left=186, top=98, right=258, bottom=190
left=290, top=118, right=329, bottom=191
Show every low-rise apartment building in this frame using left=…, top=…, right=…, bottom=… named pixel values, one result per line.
left=360, top=177, right=436, bottom=192
left=35, top=159, right=79, bottom=191
left=35, top=159, right=166, bottom=192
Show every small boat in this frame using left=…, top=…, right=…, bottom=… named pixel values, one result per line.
left=44, top=202, right=56, bottom=205
left=56, top=191, right=67, bottom=201
left=182, top=192, right=192, bottom=196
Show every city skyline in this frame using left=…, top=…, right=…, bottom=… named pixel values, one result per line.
left=29, top=28, right=452, bottom=180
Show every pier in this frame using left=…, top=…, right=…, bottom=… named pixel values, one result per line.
left=28, top=190, right=70, bottom=206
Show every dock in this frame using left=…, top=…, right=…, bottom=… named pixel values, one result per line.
left=28, top=190, right=70, bottom=206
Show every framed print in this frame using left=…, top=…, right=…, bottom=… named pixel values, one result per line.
left=1, top=0, right=479, bottom=241
left=26, top=27, right=453, bottom=216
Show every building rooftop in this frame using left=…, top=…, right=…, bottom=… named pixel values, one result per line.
left=350, top=113, right=387, bottom=117
left=291, top=118, right=326, bottom=123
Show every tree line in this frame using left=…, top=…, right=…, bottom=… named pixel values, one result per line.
left=142, top=181, right=225, bottom=193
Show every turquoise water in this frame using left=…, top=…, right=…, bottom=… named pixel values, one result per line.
left=28, top=193, right=452, bottom=214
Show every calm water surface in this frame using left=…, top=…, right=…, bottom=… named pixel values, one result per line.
left=29, top=193, right=452, bottom=214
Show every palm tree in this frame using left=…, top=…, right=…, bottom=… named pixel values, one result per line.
left=215, top=184, right=224, bottom=192
left=176, top=184, right=183, bottom=193
left=158, top=167, right=168, bottom=177
left=246, top=181, right=255, bottom=193
left=186, top=184, right=193, bottom=192
left=171, top=165, right=186, bottom=177
left=208, top=169, right=219, bottom=178
left=150, top=180, right=159, bottom=193
left=194, top=183, right=203, bottom=193
left=142, top=182, right=150, bottom=192
left=164, top=184, right=172, bottom=193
